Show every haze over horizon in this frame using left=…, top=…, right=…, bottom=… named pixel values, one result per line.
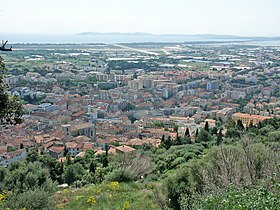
left=1, top=0, right=280, bottom=37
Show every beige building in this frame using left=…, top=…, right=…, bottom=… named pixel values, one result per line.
left=232, top=113, right=272, bottom=127
left=128, top=79, right=144, bottom=90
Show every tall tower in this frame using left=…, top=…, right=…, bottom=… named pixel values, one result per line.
left=62, top=124, right=72, bottom=144
left=89, top=124, right=96, bottom=142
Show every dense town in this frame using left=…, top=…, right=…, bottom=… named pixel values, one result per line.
left=1, top=42, right=280, bottom=166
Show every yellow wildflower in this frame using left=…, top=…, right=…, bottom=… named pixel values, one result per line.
left=87, top=195, right=97, bottom=206
left=123, top=201, right=131, bottom=210
left=75, top=195, right=84, bottom=201
left=109, top=181, right=120, bottom=191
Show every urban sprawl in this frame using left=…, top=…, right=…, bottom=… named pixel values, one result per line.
left=1, top=42, right=280, bottom=166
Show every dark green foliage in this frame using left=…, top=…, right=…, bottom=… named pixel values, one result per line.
left=195, top=129, right=199, bottom=137
left=64, top=163, right=85, bottom=185
left=268, top=130, right=280, bottom=142
left=261, top=117, right=280, bottom=129
left=106, top=169, right=134, bottom=182
left=216, top=130, right=223, bottom=145
left=102, top=156, right=109, bottom=168
left=63, top=146, right=69, bottom=156
left=0, top=166, right=8, bottom=183
left=185, top=127, right=190, bottom=137
left=105, top=144, right=110, bottom=156
left=165, top=168, right=193, bottom=210
left=166, top=136, right=172, bottom=149
left=0, top=161, right=55, bottom=194
left=259, top=125, right=274, bottom=136
left=161, top=136, right=173, bottom=149
left=196, top=129, right=212, bottom=142
left=139, top=143, right=152, bottom=150
left=89, top=161, right=96, bottom=174
left=23, top=94, right=46, bottom=105
left=0, top=56, right=24, bottom=126
left=204, top=121, right=209, bottom=132
left=153, top=144, right=206, bottom=174
left=4, top=189, right=51, bottom=210
left=165, top=138, right=280, bottom=210
left=174, top=125, right=179, bottom=133
left=189, top=184, right=280, bottom=210
left=153, top=121, right=165, bottom=127
left=35, top=154, right=64, bottom=184
left=225, top=127, right=241, bottom=139
left=174, top=135, right=182, bottom=146
left=226, top=119, right=236, bottom=129
left=211, top=127, right=218, bottom=135
left=26, top=151, right=39, bottom=162
left=232, top=96, right=251, bottom=108
left=237, top=119, right=245, bottom=131
left=66, top=153, right=72, bottom=165
left=84, top=149, right=95, bottom=161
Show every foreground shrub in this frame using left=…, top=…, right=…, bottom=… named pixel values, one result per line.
left=106, top=169, right=134, bottom=182
left=4, top=189, right=51, bottom=210
left=182, top=183, right=280, bottom=210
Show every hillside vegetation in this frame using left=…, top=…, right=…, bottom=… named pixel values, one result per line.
left=1, top=118, right=280, bottom=210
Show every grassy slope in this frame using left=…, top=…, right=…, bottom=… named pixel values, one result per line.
left=52, top=182, right=162, bottom=210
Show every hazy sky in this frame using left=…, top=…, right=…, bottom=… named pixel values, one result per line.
left=1, top=0, right=280, bottom=36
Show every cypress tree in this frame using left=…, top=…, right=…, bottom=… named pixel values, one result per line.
left=102, top=156, right=109, bottom=168
left=185, top=127, right=190, bottom=137
left=89, top=161, right=96, bottom=174
left=161, top=135, right=165, bottom=142
left=212, top=127, right=218, bottom=135
left=205, top=121, right=209, bottom=132
left=66, top=153, right=71, bottom=165
left=195, top=129, right=199, bottom=137
left=217, top=130, right=223, bottom=145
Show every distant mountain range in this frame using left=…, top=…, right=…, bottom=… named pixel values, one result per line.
left=76, top=32, right=280, bottom=41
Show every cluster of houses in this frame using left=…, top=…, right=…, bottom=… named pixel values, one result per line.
left=1, top=43, right=280, bottom=166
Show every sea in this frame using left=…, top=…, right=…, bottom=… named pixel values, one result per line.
left=1, top=33, right=280, bottom=46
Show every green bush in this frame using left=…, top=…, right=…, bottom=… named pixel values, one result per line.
left=106, top=169, right=134, bottom=182
left=164, top=139, right=280, bottom=210
left=4, top=189, right=52, bottom=210
left=186, top=184, right=280, bottom=210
